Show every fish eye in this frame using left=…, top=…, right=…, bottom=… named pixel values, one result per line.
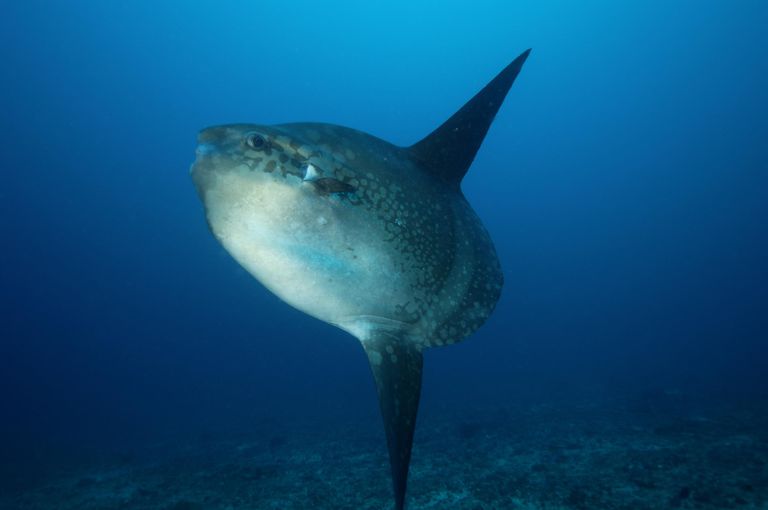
left=245, top=133, right=267, bottom=150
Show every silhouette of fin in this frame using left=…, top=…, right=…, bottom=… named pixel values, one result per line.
left=408, top=49, right=531, bottom=187
left=362, top=332, right=423, bottom=510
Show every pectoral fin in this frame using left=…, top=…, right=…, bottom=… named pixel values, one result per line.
left=362, top=333, right=423, bottom=510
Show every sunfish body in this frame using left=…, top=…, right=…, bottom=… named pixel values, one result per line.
left=191, top=50, right=530, bottom=509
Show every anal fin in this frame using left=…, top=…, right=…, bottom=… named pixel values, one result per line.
left=362, top=332, right=423, bottom=510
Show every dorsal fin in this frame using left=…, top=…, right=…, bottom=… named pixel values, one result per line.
left=407, top=49, right=531, bottom=187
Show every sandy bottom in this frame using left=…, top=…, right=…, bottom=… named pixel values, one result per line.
left=4, top=395, right=767, bottom=509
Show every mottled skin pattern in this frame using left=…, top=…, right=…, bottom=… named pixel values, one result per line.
left=191, top=49, right=529, bottom=510
left=191, top=122, right=503, bottom=349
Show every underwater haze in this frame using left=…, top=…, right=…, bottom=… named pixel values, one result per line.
left=2, top=1, right=767, bottom=509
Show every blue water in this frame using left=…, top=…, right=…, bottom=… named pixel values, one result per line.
left=2, top=1, right=767, bottom=505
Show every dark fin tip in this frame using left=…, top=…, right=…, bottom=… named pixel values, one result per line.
left=362, top=334, right=424, bottom=510
left=407, top=49, right=531, bottom=187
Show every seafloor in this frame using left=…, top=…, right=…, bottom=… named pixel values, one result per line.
left=3, top=393, right=767, bottom=510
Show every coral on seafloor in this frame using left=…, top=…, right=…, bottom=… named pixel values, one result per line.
left=2, top=396, right=767, bottom=510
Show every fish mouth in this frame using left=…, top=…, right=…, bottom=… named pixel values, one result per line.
left=189, top=153, right=202, bottom=176
left=195, top=143, right=216, bottom=157
left=190, top=142, right=217, bottom=176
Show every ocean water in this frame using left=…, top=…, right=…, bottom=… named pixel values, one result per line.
left=2, top=1, right=767, bottom=509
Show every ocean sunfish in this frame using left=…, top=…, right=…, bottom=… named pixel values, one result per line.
left=191, top=49, right=530, bottom=509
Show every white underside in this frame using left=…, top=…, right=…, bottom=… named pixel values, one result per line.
left=202, top=168, right=406, bottom=339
